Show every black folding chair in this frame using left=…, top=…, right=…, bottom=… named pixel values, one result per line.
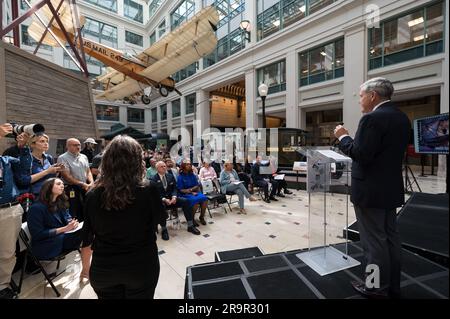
left=216, top=179, right=240, bottom=208
left=17, top=222, right=79, bottom=297
left=201, top=180, right=229, bottom=217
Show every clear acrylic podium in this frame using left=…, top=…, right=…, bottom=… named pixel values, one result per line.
left=296, top=148, right=360, bottom=276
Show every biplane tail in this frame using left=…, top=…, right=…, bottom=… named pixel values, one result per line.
left=27, top=0, right=85, bottom=47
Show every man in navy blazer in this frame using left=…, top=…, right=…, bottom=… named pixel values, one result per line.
left=151, top=161, right=200, bottom=240
left=334, top=77, right=410, bottom=299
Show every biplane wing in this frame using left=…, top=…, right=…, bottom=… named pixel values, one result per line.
left=95, top=78, right=143, bottom=101
left=97, top=5, right=219, bottom=101
left=27, top=2, right=219, bottom=103
left=137, top=6, right=219, bottom=63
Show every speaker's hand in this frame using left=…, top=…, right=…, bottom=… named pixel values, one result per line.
left=334, top=125, right=349, bottom=139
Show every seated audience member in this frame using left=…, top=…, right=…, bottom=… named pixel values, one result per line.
left=151, top=162, right=200, bottom=239
left=244, top=155, right=253, bottom=175
left=165, top=158, right=178, bottom=180
left=27, top=178, right=83, bottom=260
left=17, top=134, right=64, bottom=198
left=251, top=155, right=280, bottom=203
left=234, top=162, right=251, bottom=192
left=269, top=159, right=292, bottom=197
left=211, top=160, right=223, bottom=177
left=198, top=160, right=217, bottom=182
left=146, top=159, right=157, bottom=179
left=220, top=162, right=256, bottom=214
left=177, top=160, right=208, bottom=226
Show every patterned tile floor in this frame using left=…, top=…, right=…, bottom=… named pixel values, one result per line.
left=14, top=165, right=446, bottom=299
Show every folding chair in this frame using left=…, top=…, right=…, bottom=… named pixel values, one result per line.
left=252, top=179, right=273, bottom=201
left=216, top=179, right=240, bottom=208
left=201, top=180, right=229, bottom=217
left=17, top=222, right=78, bottom=297
left=166, top=207, right=181, bottom=230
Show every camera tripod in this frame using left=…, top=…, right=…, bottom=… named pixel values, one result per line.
left=403, top=156, right=422, bottom=193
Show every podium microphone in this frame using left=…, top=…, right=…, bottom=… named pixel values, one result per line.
left=331, top=122, right=345, bottom=146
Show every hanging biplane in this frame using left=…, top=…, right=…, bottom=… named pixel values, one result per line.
left=28, top=1, right=219, bottom=104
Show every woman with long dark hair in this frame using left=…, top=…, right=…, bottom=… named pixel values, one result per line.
left=81, top=135, right=163, bottom=299
left=27, top=178, right=82, bottom=260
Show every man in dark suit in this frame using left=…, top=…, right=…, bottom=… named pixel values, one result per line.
left=334, top=77, right=410, bottom=299
left=251, top=155, right=280, bottom=203
left=151, top=161, right=200, bottom=240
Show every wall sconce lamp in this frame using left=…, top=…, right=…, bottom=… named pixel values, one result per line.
left=239, top=20, right=251, bottom=43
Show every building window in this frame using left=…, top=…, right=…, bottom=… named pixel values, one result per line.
left=158, top=20, right=166, bottom=38
left=125, top=30, right=143, bottom=46
left=152, top=108, right=157, bottom=123
left=149, top=31, right=156, bottom=46
left=149, top=0, right=164, bottom=18
left=170, top=0, right=195, bottom=30
left=368, top=1, right=444, bottom=70
left=124, top=0, right=143, bottom=23
left=257, top=60, right=286, bottom=95
left=65, top=17, right=117, bottom=75
left=203, top=28, right=244, bottom=68
left=172, top=62, right=197, bottom=83
left=308, top=0, right=334, bottom=15
left=257, top=0, right=336, bottom=41
left=160, top=104, right=167, bottom=120
left=83, top=17, right=118, bottom=48
left=21, top=25, right=53, bottom=51
left=172, top=99, right=181, bottom=118
left=306, top=108, right=343, bottom=145
left=128, top=108, right=145, bottom=123
left=214, top=0, right=245, bottom=29
left=299, top=37, right=344, bottom=86
left=96, top=104, right=119, bottom=121
left=186, top=93, right=196, bottom=114
left=84, top=0, right=118, bottom=12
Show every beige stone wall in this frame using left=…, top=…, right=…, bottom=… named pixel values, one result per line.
left=0, top=41, right=98, bottom=155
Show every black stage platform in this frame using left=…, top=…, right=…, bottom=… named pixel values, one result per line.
left=185, top=242, right=448, bottom=299
left=215, top=247, right=264, bottom=262
left=344, top=193, right=449, bottom=267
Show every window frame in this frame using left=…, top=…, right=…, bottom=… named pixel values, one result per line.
left=368, top=0, right=445, bottom=70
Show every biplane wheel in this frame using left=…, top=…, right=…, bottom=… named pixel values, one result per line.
left=159, top=86, right=169, bottom=97
left=141, top=95, right=151, bottom=104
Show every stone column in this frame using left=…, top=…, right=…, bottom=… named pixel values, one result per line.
left=245, top=68, right=258, bottom=129
left=286, top=50, right=300, bottom=128
left=342, top=24, right=366, bottom=136
left=167, top=100, right=173, bottom=134
left=119, top=105, right=128, bottom=127
left=194, top=89, right=210, bottom=143
left=144, top=107, right=152, bottom=134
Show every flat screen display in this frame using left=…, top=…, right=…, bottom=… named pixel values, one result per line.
left=414, top=113, right=449, bottom=154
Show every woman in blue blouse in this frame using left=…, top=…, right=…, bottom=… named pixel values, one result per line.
left=177, top=160, right=208, bottom=225
left=17, top=134, right=64, bottom=198
left=28, top=178, right=82, bottom=260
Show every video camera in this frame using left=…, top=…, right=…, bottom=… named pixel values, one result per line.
left=8, top=123, right=45, bottom=137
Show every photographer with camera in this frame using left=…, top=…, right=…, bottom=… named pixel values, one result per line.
left=57, top=138, right=93, bottom=222
left=0, top=123, right=26, bottom=299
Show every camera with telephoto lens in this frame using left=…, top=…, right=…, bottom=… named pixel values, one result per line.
left=9, top=123, right=45, bottom=137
